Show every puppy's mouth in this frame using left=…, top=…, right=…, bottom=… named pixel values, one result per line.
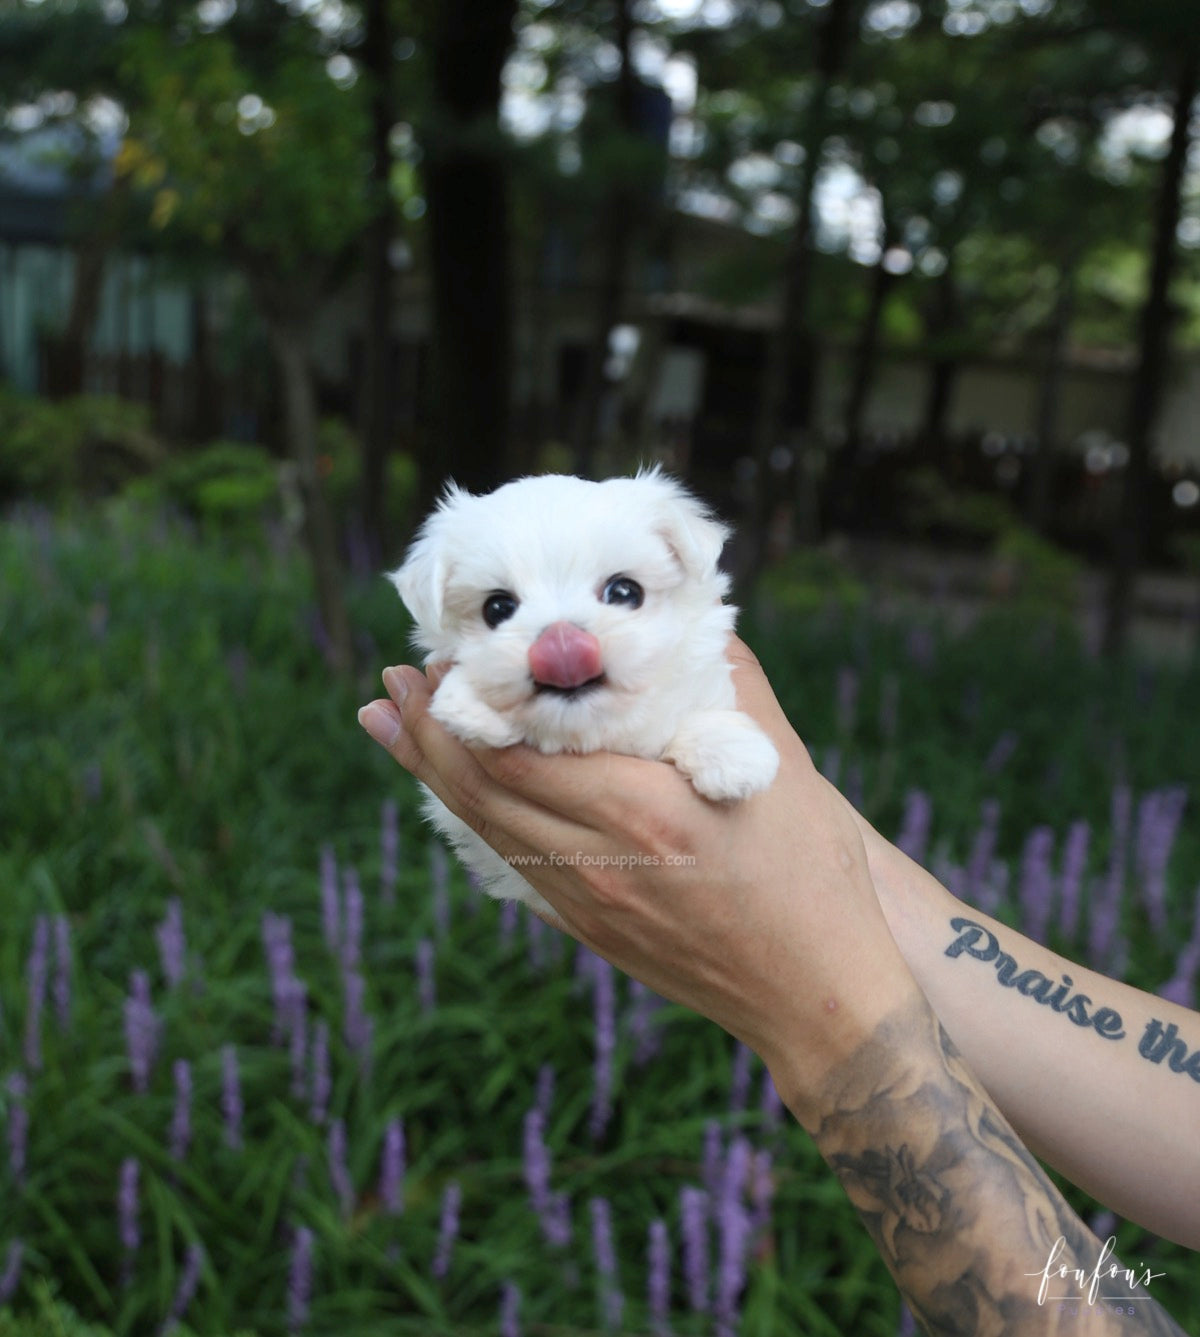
left=533, top=673, right=607, bottom=700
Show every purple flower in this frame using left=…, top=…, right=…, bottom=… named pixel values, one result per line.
left=432, top=1181, right=462, bottom=1280
left=0, top=1239, right=23, bottom=1304
left=715, top=1137, right=753, bottom=1337
left=124, top=970, right=160, bottom=1094
left=52, top=915, right=71, bottom=1032
left=820, top=746, right=841, bottom=786
left=343, top=968, right=371, bottom=1057
left=380, top=1118, right=405, bottom=1216
left=897, top=1302, right=918, bottom=1335
left=1135, top=786, right=1187, bottom=937
left=6, top=1072, right=28, bottom=1187
left=729, top=1043, right=753, bottom=1114
left=320, top=846, right=340, bottom=957
left=983, top=731, right=1018, bottom=775
left=701, top=1121, right=723, bottom=1200
left=23, top=916, right=49, bottom=1071
left=647, top=1218, right=671, bottom=1336
left=222, top=1045, right=243, bottom=1151
left=169, top=1060, right=192, bottom=1163
left=118, top=1158, right=140, bottom=1286
left=535, top=1064, right=556, bottom=1117
left=287, top=1226, right=314, bottom=1333
left=1057, top=820, right=1090, bottom=941
left=679, top=1186, right=709, bottom=1313
left=262, top=913, right=298, bottom=1044
left=415, top=939, right=436, bottom=1015
left=1018, top=827, right=1055, bottom=944
left=523, top=1108, right=551, bottom=1214
left=309, top=1022, right=331, bottom=1127
left=625, top=981, right=666, bottom=1066
left=342, top=868, right=363, bottom=970
left=966, top=799, right=1001, bottom=910
left=896, top=789, right=932, bottom=866
left=156, top=898, right=187, bottom=990
left=328, top=1118, right=354, bottom=1217
left=589, top=1197, right=623, bottom=1331
left=160, top=1242, right=204, bottom=1335
left=380, top=799, right=399, bottom=907
left=749, top=1148, right=775, bottom=1241
left=431, top=842, right=451, bottom=939
left=589, top=956, right=617, bottom=1141
left=287, top=978, right=309, bottom=1102
left=499, top=1280, right=522, bottom=1337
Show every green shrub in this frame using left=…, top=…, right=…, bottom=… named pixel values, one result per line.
left=127, top=439, right=283, bottom=530
left=0, top=391, right=163, bottom=503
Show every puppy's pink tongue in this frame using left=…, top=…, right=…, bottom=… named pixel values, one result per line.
left=528, top=622, right=604, bottom=689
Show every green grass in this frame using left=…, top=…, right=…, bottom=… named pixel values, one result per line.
left=1, top=502, right=1197, bottom=1335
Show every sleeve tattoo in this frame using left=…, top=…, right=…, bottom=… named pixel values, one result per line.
left=811, top=1001, right=1187, bottom=1336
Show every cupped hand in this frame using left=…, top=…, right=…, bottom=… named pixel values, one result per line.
left=358, top=638, right=922, bottom=1126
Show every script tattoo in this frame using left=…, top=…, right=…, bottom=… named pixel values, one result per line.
left=812, top=1001, right=1184, bottom=1336
left=944, top=916, right=1200, bottom=1084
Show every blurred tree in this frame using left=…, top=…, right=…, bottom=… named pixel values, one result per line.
left=118, top=15, right=372, bottom=675
left=415, top=0, right=518, bottom=512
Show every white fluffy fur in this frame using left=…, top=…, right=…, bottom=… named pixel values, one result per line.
left=389, top=469, right=779, bottom=918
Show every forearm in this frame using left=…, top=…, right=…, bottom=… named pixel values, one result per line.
left=851, top=799, right=1200, bottom=1249
left=790, top=995, right=1186, bottom=1336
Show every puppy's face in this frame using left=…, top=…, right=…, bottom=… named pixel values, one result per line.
left=390, top=472, right=730, bottom=748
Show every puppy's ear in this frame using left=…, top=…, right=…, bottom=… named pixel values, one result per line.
left=647, top=474, right=730, bottom=582
left=387, top=535, right=446, bottom=639
left=387, top=482, right=466, bottom=640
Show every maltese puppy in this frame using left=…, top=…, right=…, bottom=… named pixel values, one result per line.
left=389, top=469, right=779, bottom=919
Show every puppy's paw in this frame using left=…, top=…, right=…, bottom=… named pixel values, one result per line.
left=665, top=710, right=779, bottom=802
left=430, top=671, right=523, bottom=749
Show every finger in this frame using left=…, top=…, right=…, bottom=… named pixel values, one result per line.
left=426, top=660, right=452, bottom=690
left=365, top=665, right=590, bottom=858
left=476, top=740, right=695, bottom=833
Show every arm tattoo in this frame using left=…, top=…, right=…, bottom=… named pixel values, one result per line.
left=945, top=916, right=1200, bottom=1084
left=812, top=1000, right=1186, bottom=1336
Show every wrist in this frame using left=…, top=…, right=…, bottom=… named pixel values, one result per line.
left=762, top=965, right=931, bottom=1133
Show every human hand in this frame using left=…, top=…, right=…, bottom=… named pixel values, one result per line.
left=357, top=638, right=923, bottom=1128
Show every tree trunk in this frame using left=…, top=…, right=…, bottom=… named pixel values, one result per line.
left=739, top=0, right=857, bottom=593
left=358, top=0, right=397, bottom=563
left=827, top=225, right=900, bottom=527
left=420, top=0, right=518, bottom=513
left=1026, top=254, right=1077, bottom=534
left=1102, top=45, right=1198, bottom=658
left=271, top=321, right=355, bottom=677
left=571, top=0, right=637, bottom=478
left=920, top=263, right=961, bottom=473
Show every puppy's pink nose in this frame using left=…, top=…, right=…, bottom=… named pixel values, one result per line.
left=528, top=621, right=604, bottom=689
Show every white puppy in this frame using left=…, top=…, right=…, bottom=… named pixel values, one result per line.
left=389, top=469, right=779, bottom=919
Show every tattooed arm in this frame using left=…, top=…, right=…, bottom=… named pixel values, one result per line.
left=848, top=804, right=1200, bottom=1250
left=807, top=995, right=1186, bottom=1335
left=360, top=641, right=1193, bottom=1332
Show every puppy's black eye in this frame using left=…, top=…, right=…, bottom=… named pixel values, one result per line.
left=601, top=575, right=644, bottom=609
left=483, top=591, right=518, bottom=628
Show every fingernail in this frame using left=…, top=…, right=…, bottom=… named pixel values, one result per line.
left=358, top=702, right=401, bottom=748
left=382, top=665, right=409, bottom=706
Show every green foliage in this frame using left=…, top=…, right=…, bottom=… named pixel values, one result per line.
left=992, top=524, right=1085, bottom=613
left=0, top=391, right=162, bottom=503
left=894, top=465, right=1014, bottom=544
left=117, top=25, right=371, bottom=279
left=2, top=509, right=1199, bottom=1334
left=756, top=545, right=868, bottom=616
left=125, top=440, right=282, bottom=530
